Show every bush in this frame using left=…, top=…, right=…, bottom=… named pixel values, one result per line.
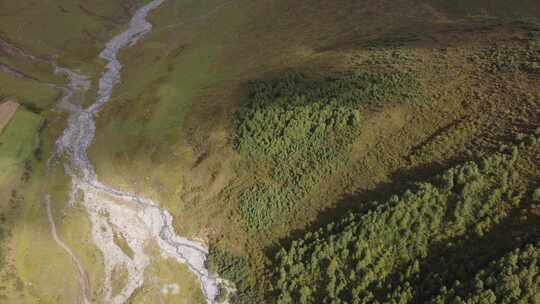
left=208, top=246, right=250, bottom=288
left=532, top=188, right=540, bottom=202
left=475, top=43, right=540, bottom=74
left=207, top=245, right=260, bottom=303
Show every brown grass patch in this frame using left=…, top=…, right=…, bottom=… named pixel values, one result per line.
left=0, top=99, right=19, bottom=133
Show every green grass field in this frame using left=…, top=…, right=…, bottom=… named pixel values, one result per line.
left=0, top=108, right=78, bottom=303
left=0, top=107, right=110, bottom=303
left=0, top=1, right=134, bottom=301
left=0, top=108, right=43, bottom=187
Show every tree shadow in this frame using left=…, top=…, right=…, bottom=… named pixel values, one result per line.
left=317, top=17, right=540, bottom=54
left=263, top=153, right=540, bottom=301
left=366, top=204, right=540, bottom=303
left=409, top=206, right=540, bottom=302
left=265, top=156, right=470, bottom=259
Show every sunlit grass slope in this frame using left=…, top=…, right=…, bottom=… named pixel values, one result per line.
left=91, top=0, right=451, bottom=236
left=0, top=2, right=138, bottom=302
left=0, top=108, right=43, bottom=187
left=0, top=105, right=109, bottom=302
left=0, top=108, right=79, bottom=303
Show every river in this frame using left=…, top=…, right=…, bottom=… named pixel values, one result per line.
left=48, top=0, right=223, bottom=303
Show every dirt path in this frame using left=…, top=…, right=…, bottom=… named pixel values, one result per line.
left=2, top=26, right=93, bottom=304
left=45, top=195, right=91, bottom=304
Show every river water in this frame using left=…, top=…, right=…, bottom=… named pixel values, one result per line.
left=51, top=0, right=222, bottom=303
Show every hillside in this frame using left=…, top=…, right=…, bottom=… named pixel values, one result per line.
left=0, top=0, right=539, bottom=303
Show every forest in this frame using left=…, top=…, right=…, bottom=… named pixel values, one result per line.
left=234, top=71, right=423, bottom=230
left=212, top=119, right=540, bottom=303
left=273, top=148, right=530, bottom=303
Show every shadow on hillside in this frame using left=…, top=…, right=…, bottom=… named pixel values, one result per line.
left=264, top=152, right=540, bottom=299
left=372, top=205, right=540, bottom=302
left=265, top=156, right=470, bottom=258
left=317, top=18, right=540, bottom=53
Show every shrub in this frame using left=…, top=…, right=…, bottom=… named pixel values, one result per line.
left=207, top=245, right=261, bottom=303
left=532, top=187, right=540, bottom=202
left=208, top=246, right=250, bottom=288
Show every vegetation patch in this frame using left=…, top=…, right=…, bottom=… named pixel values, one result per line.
left=207, top=245, right=256, bottom=303
left=271, top=149, right=525, bottom=303
left=470, top=38, right=540, bottom=75
left=111, top=263, right=128, bottom=298
left=235, top=71, right=423, bottom=230
left=0, top=109, right=43, bottom=186
left=128, top=255, right=205, bottom=304
left=533, top=187, right=540, bottom=202
left=429, top=242, right=540, bottom=304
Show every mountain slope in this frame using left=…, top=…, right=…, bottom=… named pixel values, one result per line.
left=0, top=1, right=539, bottom=303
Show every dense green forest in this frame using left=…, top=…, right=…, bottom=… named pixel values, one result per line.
left=235, top=71, right=423, bottom=230
left=272, top=146, right=534, bottom=303
left=429, top=241, right=539, bottom=303
left=211, top=129, right=540, bottom=303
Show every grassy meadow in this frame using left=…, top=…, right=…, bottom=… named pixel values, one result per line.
left=0, top=108, right=78, bottom=303
left=0, top=73, right=59, bottom=110
left=0, top=1, right=141, bottom=302
left=0, top=0, right=131, bottom=73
